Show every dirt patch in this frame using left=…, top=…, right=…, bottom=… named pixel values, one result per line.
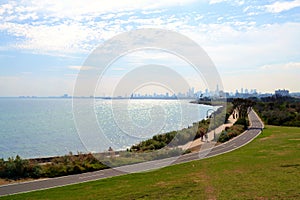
left=0, top=177, right=49, bottom=186
left=154, top=181, right=169, bottom=187
left=223, top=169, right=245, bottom=175
left=189, top=145, right=202, bottom=153
left=275, top=151, right=292, bottom=156
left=0, top=178, right=38, bottom=186
left=189, top=170, right=217, bottom=200
left=206, top=186, right=217, bottom=200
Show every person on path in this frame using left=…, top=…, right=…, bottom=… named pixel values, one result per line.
left=204, top=133, right=208, bottom=142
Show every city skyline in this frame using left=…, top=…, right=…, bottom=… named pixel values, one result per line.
left=9, top=87, right=299, bottom=99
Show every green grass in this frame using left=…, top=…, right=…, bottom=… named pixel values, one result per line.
left=2, top=126, right=300, bottom=200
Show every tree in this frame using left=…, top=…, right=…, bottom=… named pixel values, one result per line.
left=232, top=98, right=255, bottom=119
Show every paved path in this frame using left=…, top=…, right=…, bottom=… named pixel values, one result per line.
left=0, top=109, right=264, bottom=197
left=179, top=109, right=238, bottom=150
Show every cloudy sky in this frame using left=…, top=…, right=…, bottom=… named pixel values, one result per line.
left=0, top=0, right=299, bottom=96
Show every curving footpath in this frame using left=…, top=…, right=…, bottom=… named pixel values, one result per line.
left=0, top=109, right=264, bottom=197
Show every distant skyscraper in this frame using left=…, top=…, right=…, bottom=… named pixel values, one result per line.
left=187, top=87, right=195, bottom=97
left=216, top=84, right=219, bottom=95
left=205, top=89, right=209, bottom=97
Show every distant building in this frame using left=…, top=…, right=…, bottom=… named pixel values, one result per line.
left=62, top=94, right=69, bottom=98
left=205, top=89, right=209, bottom=97
left=290, top=92, right=300, bottom=98
left=275, top=89, right=290, bottom=97
left=215, top=84, right=219, bottom=95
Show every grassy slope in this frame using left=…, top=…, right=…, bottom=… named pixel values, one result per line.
left=2, top=126, right=300, bottom=200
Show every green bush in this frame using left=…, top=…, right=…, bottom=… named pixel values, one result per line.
left=0, top=155, right=42, bottom=179
left=254, top=98, right=300, bottom=127
left=0, top=153, right=109, bottom=179
left=234, top=117, right=249, bottom=129
left=218, top=125, right=245, bottom=143
left=41, top=153, right=108, bottom=177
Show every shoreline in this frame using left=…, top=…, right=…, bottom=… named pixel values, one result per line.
left=0, top=98, right=206, bottom=160
left=1, top=101, right=219, bottom=161
left=0, top=105, right=236, bottom=185
left=0, top=108, right=244, bottom=187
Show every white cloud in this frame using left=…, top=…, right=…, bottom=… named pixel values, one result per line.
left=189, top=22, right=300, bottom=71
left=14, top=0, right=197, bottom=19
left=260, top=62, right=300, bottom=70
left=265, top=0, right=300, bottom=13
left=1, top=1, right=300, bottom=96
left=64, top=73, right=78, bottom=77
left=209, top=0, right=227, bottom=4
left=68, top=66, right=96, bottom=71
left=209, top=0, right=244, bottom=5
left=2, top=0, right=297, bottom=60
left=17, top=12, right=39, bottom=21
left=113, top=50, right=193, bottom=70
left=141, top=9, right=166, bottom=15
left=0, top=0, right=198, bottom=56
left=0, top=21, right=107, bottom=55
left=112, top=67, right=126, bottom=71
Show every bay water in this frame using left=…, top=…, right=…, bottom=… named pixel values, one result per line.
left=0, top=98, right=213, bottom=159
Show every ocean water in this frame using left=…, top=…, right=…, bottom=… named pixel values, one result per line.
left=0, top=98, right=213, bottom=159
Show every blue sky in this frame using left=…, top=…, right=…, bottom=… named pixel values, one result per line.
left=0, top=0, right=300, bottom=96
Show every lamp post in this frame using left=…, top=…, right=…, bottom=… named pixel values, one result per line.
left=206, top=109, right=216, bottom=141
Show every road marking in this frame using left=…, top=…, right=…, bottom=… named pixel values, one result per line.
left=79, top=173, right=104, bottom=179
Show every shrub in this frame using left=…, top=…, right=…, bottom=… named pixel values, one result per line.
left=235, top=117, right=249, bottom=129
left=0, top=155, right=42, bottom=179
left=254, top=99, right=300, bottom=127
left=218, top=125, right=245, bottom=143
left=41, top=153, right=108, bottom=177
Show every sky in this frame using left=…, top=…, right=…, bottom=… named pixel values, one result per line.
left=0, top=0, right=300, bottom=96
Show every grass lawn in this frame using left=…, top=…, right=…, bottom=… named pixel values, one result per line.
left=1, top=126, right=300, bottom=200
